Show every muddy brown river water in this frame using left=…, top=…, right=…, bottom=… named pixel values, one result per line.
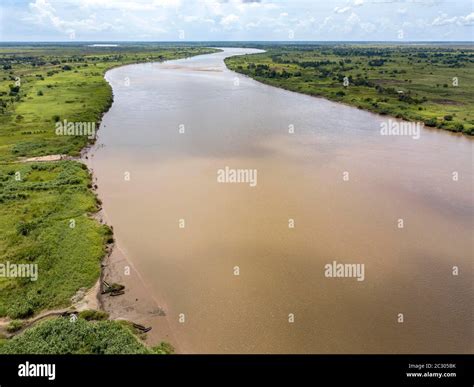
left=88, top=48, right=473, bottom=353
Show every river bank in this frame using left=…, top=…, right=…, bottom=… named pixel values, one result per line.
left=88, top=203, right=181, bottom=352
left=224, top=45, right=474, bottom=136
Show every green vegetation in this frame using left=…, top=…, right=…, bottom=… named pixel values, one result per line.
left=0, top=316, right=173, bottom=354
left=6, top=319, right=24, bottom=333
left=0, top=43, right=217, bottom=353
left=0, top=161, right=108, bottom=319
left=225, top=44, right=474, bottom=135
left=0, top=44, right=219, bottom=161
left=78, top=309, right=109, bottom=321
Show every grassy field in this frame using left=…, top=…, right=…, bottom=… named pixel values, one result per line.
left=0, top=161, right=109, bottom=318
left=0, top=315, right=173, bottom=354
left=225, top=44, right=474, bottom=135
left=0, top=43, right=217, bottom=353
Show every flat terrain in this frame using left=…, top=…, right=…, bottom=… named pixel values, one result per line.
left=0, top=42, right=471, bottom=354
left=0, top=161, right=108, bottom=318
left=0, top=43, right=217, bottom=353
left=225, top=44, right=474, bottom=135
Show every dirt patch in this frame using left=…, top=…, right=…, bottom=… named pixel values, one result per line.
left=432, top=98, right=464, bottom=106
left=20, top=154, right=64, bottom=163
left=98, top=243, right=179, bottom=352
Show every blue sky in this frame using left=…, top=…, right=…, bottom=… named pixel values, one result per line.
left=1, top=0, right=473, bottom=41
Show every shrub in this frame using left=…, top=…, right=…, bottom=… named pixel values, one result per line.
left=153, top=342, right=175, bottom=354
left=0, top=318, right=156, bottom=354
left=424, top=118, right=437, bottom=127
left=78, top=310, right=109, bottom=321
left=453, top=123, right=464, bottom=132
left=6, top=320, right=24, bottom=333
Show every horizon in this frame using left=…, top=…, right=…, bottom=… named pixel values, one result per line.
left=1, top=40, right=473, bottom=43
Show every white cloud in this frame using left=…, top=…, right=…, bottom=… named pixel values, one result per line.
left=432, top=12, right=474, bottom=26
left=432, top=13, right=458, bottom=26
left=360, top=22, right=376, bottom=33
left=346, top=12, right=360, bottom=25
left=334, top=6, right=351, bottom=14
left=458, top=12, right=474, bottom=26
left=234, top=1, right=279, bottom=13
left=220, top=14, right=239, bottom=26
left=26, top=0, right=114, bottom=35
left=3, top=0, right=472, bottom=41
left=77, top=0, right=181, bottom=11
left=182, top=15, right=200, bottom=23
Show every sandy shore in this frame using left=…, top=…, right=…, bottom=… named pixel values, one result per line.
left=83, top=151, right=181, bottom=352
left=98, top=237, right=179, bottom=351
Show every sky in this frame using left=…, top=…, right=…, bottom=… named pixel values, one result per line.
left=0, top=0, right=473, bottom=42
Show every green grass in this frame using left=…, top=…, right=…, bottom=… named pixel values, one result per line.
left=0, top=316, right=173, bottom=354
left=0, top=161, right=109, bottom=318
left=225, top=44, right=474, bottom=135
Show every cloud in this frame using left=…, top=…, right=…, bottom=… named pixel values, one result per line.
left=2, top=0, right=473, bottom=41
left=360, top=22, right=376, bottom=33
left=26, top=0, right=114, bottom=35
left=75, top=0, right=181, bottom=12
left=220, top=13, right=239, bottom=26
left=459, top=12, right=474, bottom=26
left=346, top=12, right=361, bottom=25
left=182, top=15, right=200, bottom=22
left=432, top=14, right=457, bottom=26
left=432, top=12, right=474, bottom=26
left=334, top=6, right=352, bottom=14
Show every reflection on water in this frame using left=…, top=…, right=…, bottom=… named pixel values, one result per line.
left=88, top=48, right=473, bottom=353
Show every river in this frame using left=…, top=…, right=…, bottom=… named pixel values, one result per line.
left=87, top=48, right=473, bottom=353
